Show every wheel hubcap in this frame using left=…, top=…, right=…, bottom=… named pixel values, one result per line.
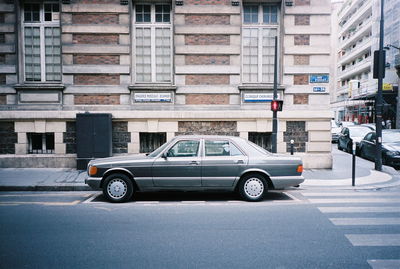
left=107, top=178, right=127, bottom=199
left=244, top=178, right=264, bottom=198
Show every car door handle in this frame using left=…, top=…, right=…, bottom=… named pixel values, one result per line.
left=235, top=160, right=245, bottom=164
left=190, top=161, right=199, bottom=165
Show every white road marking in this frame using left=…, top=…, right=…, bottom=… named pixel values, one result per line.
left=330, top=218, right=400, bottom=226
left=0, top=201, right=80, bottom=206
left=368, top=259, right=400, bottom=269
left=345, top=234, right=400, bottom=246
left=303, top=192, right=400, bottom=197
left=308, top=198, right=400, bottom=204
left=318, top=207, right=400, bottom=213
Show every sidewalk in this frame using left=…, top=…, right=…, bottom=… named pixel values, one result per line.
left=0, top=147, right=399, bottom=191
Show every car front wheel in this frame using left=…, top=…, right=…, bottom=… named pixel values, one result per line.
left=103, top=173, right=134, bottom=203
left=239, top=174, right=268, bottom=202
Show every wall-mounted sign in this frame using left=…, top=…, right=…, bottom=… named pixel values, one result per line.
left=312, top=86, right=326, bottom=93
left=383, top=83, right=393, bottom=91
left=134, top=92, right=172, bottom=102
left=310, top=74, right=329, bottom=83
left=243, top=93, right=282, bottom=102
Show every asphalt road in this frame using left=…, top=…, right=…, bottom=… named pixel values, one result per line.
left=1, top=188, right=400, bottom=269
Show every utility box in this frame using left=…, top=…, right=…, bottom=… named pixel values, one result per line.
left=76, top=113, right=112, bottom=170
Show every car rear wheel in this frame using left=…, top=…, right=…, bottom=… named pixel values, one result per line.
left=239, top=174, right=267, bottom=202
left=103, top=173, right=134, bottom=203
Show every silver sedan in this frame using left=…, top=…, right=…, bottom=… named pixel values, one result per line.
left=85, top=135, right=304, bottom=202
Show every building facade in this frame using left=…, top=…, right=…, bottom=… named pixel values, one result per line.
left=332, top=0, right=400, bottom=127
left=0, top=0, right=332, bottom=168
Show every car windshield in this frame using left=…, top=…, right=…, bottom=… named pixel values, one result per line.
left=349, top=127, right=371, bottom=137
left=383, top=132, right=400, bottom=143
left=247, top=141, right=272, bottom=155
left=148, top=141, right=169, bottom=157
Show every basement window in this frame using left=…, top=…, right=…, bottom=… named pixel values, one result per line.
left=139, top=132, right=166, bottom=153
left=27, top=133, right=55, bottom=154
left=248, top=132, right=272, bottom=152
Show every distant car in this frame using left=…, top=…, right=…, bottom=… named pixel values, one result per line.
left=339, top=121, right=356, bottom=128
left=331, top=120, right=341, bottom=143
left=85, top=135, right=304, bottom=203
left=361, top=123, right=376, bottom=131
left=359, top=129, right=400, bottom=167
left=337, top=126, right=372, bottom=153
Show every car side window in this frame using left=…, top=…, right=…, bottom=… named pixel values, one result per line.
left=166, top=140, right=199, bottom=157
left=205, top=140, right=244, bottom=157
left=364, top=133, right=372, bottom=141
left=371, top=133, right=376, bottom=141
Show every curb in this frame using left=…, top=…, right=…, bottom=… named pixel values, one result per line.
left=0, top=185, right=92, bottom=192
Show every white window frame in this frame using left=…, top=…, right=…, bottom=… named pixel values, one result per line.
left=21, top=1, right=61, bottom=83
left=242, top=4, right=280, bottom=84
left=133, top=3, right=173, bottom=84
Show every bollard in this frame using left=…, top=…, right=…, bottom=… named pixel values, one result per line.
left=290, top=139, right=294, bottom=155
left=352, top=139, right=356, bottom=186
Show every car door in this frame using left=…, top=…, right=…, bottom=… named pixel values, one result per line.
left=152, top=139, right=202, bottom=187
left=364, top=132, right=376, bottom=160
left=339, top=128, right=347, bottom=149
left=201, top=139, right=248, bottom=187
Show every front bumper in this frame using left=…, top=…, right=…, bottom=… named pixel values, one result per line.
left=85, top=177, right=102, bottom=190
left=386, top=156, right=400, bottom=167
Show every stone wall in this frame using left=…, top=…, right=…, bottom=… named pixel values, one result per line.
left=112, top=121, right=130, bottom=154
left=176, top=121, right=239, bottom=136
left=283, top=121, right=308, bottom=153
left=0, top=121, right=17, bottom=154
left=63, top=121, right=76, bottom=154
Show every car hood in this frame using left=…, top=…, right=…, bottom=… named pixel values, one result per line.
left=88, top=154, right=152, bottom=166
left=350, top=136, right=363, bottom=143
left=383, top=142, right=400, bottom=152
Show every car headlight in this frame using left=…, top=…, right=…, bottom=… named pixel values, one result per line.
left=88, top=165, right=98, bottom=176
left=386, top=151, right=400, bottom=157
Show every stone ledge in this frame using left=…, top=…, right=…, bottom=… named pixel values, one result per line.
left=14, top=84, right=65, bottom=91
left=129, top=85, right=177, bottom=91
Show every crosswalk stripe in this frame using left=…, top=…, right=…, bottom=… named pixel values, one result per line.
left=318, top=207, right=400, bottom=213
left=345, top=234, right=400, bottom=246
left=308, top=198, right=400, bottom=204
left=330, top=218, right=400, bottom=225
left=368, top=259, right=400, bottom=269
left=302, top=192, right=400, bottom=197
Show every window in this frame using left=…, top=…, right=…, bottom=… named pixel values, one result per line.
left=242, top=4, right=279, bottom=83
left=248, top=132, right=272, bottom=152
left=134, top=4, right=172, bottom=83
left=27, top=133, right=54, bottom=154
left=167, top=140, right=199, bottom=157
left=23, top=2, right=61, bottom=82
left=205, top=140, right=243, bottom=157
left=139, top=132, right=166, bottom=153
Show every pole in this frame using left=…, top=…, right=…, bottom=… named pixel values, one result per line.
left=271, top=36, right=278, bottom=153
left=352, top=139, right=356, bottom=186
left=375, top=0, right=385, bottom=171
left=290, top=139, right=294, bottom=155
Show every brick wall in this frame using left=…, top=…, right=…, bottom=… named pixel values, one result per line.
left=185, top=55, right=230, bottom=65
left=186, top=94, right=229, bottom=105
left=112, top=121, right=130, bottom=154
left=185, top=0, right=231, bottom=5
left=73, top=34, right=119, bottom=45
left=284, top=121, right=308, bottom=153
left=293, top=74, right=309, bottom=85
left=0, top=95, right=6, bottom=105
left=185, top=15, right=230, bottom=25
left=293, top=94, right=309, bottom=104
left=76, top=0, right=120, bottom=3
left=63, top=122, right=76, bottom=154
left=294, top=55, right=310, bottom=65
left=0, top=122, right=17, bottom=154
left=294, top=0, right=310, bottom=5
left=72, top=14, right=119, bottom=24
left=74, top=74, right=120, bottom=85
left=185, top=35, right=230, bottom=45
left=74, top=95, right=120, bottom=105
left=176, top=121, right=239, bottom=136
left=294, top=15, right=310, bottom=25
left=294, top=34, right=310, bottom=45
left=186, top=75, right=229, bottom=85
left=73, top=55, right=120, bottom=65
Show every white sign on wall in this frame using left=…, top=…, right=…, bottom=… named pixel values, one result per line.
left=243, top=93, right=282, bottom=102
left=134, top=92, right=172, bottom=102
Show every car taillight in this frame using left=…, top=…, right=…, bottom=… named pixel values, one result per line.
left=89, top=166, right=98, bottom=176
left=296, top=165, right=303, bottom=173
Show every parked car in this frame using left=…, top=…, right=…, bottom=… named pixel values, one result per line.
left=361, top=123, right=376, bottom=131
left=339, top=121, right=356, bottom=128
left=85, top=135, right=304, bottom=203
left=331, top=120, right=342, bottom=143
left=359, top=129, right=400, bottom=168
left=337, top=126, right=372, bottom=153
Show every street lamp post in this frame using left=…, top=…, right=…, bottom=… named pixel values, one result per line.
left=271, top=36, right=278, bottom=153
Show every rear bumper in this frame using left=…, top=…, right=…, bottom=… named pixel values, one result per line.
left=270, top=176, right=305, bottom=189
left=85, top=177, right=102, bottom=190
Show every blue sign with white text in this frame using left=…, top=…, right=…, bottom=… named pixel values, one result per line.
left=310, top=75, right=329, bottom=83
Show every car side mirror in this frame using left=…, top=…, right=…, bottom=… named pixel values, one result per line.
left=162, top=151, right=168, bottom=159
left=372, top=139, right=376, bottom=144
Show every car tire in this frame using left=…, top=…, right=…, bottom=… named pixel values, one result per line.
left=338, top=142, right=342, bottom=151
left=238, top=173, right=268, bottom=202
left=103, top=173, right=134, bottom=203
